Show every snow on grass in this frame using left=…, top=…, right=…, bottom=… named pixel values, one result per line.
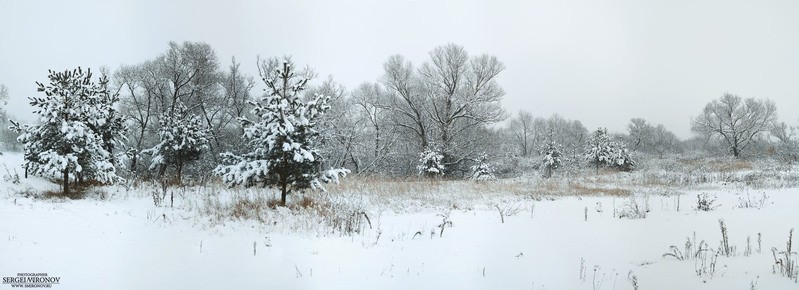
left=1, top=152, right=798, bottom=289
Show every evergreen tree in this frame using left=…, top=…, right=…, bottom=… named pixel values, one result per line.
left=541, top=138, right=562, bottom=178
left=143, top=103, right=209, bottom=184
left=78, top=73, right=127, bottom=181
left=584, top=127, right=635, bottom=174
left=469, top=153, right=495, bottom=181
left=12, top=68, right=120, bottom=196
left=418, top=148, right=445, bottom=177
left=214, top=57, right=342, bottom=206
left=610, top=143, right=635, bottom=172
left=585, top=128, right=613, bottom=174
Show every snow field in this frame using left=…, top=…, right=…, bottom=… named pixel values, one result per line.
left=1, top=153, right=798, bottom=289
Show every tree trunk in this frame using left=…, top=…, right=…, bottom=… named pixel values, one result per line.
left=130, top=154, right=138, bottom=172
left=158, top=164, right=167, bottom=178
left=280, top=180, right=288, bottom=206
left=176, top=161, right=183, bottom=185
left=63, top=169, right=69, bottom=196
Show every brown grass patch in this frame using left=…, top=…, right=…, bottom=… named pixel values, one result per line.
left=229, top=196, right=276, bottom=222
left=678, top=158, right=753, bottom=172
left=289, top=195, right=326, bottom=211
left=717, top=161, right=753, bottom=172
left=567, top=183, right=631, bottom=196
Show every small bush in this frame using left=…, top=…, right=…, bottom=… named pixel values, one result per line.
left=737, top=192, right=769, bottom=209
left=696, top=193, right=720, bottom=211
left=618, top=195, right=649, bottom=219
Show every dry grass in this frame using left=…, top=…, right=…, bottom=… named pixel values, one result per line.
left=567, top=183, right=631, bottom=196
left=229, top=195, right=277, bottom=222
left=678, top=158, right=753, bottom=172
left=323, top=175, right=634, bottom=208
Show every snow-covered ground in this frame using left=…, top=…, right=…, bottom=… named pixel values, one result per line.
left=1, top=153, right=797, bottom=289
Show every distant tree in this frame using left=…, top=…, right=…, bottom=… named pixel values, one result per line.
left=508, top=110, right=534, bottom=156
left=214, top=57, right=344, bottom=206
left=113, top=64, right=153, bottom=172
left=650, top=124, right=682, bottom=157
left=0, top=84, right=8, bottom=122
left=469, top=153, right=495, bottom=181
left=627, top=118, right=652, bottom=152
left=419, top=43, right=507, bottom=171
left=585, top=128, right=613, bottom=174
left=0, top=84, right=12, bottom=152
left=351, top=82, right=397, bottom=174
left=771, top=122, right=799, bottom=163
left=218, top=57, right=256, bottom=147
left=417, top=148, right=445, bottom=177
left=691, top=93, right=777, bottom=158
left=609, top=142, right=635, bottom=172
left=12, top=68, right=120, bottom=196
left=143, top=103, right=209, bottom=184
left=383, top=55, right=430, bottom=150
left=626, top=118, right=682, bottom=157
left=584, top=128, right=634, bottom=174
left=541, top=135, right=562, bottom=178
left=307, top=76, right=363, bottom=171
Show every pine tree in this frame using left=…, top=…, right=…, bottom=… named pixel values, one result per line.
left=585, top=128, right=612, bottom=174
left=12, top=67, right=120, bottom=196
left=77, top=73, right=126, bottom=182
left=584, top=127, right=635, bottom=174
left=214, top=57, right=343, bottom=206
left=418, top=148, right=446, bottom=177
left=143, top=103, right=209, bottom=184
left=610, top=142, right=635, bottom=172
left=541, top=139, right=562, bottom=178
left=469, top=153, right=495, bottom=181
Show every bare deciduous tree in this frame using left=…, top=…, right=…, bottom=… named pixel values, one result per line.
left=419, top=44, right=506, bottom=157
left=217, top=57, right=255, bottom=144
left=691, top=93, right=777, bottom=158
left=772, top=122, right=799, bottom=163
left=508, top=110, right=534, bottom=156
left=0, top=84, right=8, bottom=121
left=382, top=54, right=430, bottom=150
left=351, top=82, right=397, bottom=174
left=627, top=118, right=652, bottom=152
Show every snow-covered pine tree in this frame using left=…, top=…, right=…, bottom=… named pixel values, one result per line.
left=610, top=142, right=635, bottom=172
left=584, top=127, right=613, bottom=175
left=541, top=139, right=562, bottom=178
left=89, top=73, right=126, bottom=167
left=74, top=73, right=127, bottom=182
left=12, top=67, right=119, bottom=196
left=418, top=148, right=445, bottom=178
left=584, top=127, right=635, bottom=174
left=143, top=103, right=209, bottom=184
left=469, top=153, right=495, bottom=181
left=214, top=57, right=344, bottom=206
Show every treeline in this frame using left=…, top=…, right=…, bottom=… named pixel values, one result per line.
left=107, top=41, right=508, bottom=180
left=2, top=41, right=799, bottom=187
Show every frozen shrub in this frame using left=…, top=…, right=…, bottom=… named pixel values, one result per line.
left=618, top=195, right=649, bottom=219
left=696, top=193, right=720, bottom=211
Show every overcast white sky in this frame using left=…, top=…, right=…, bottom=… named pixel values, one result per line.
left=1, top=0, right=798, bottom=138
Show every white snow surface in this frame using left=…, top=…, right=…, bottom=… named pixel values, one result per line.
left=0, top=152, right=797, bottom=289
